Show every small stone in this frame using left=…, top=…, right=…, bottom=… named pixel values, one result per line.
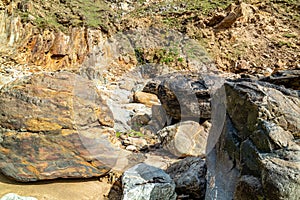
left=140, top=125, right=158, bottom=137
left=126, top=145, right=137, bottom=151
left=28, top=14, right=36, bottom=21
left=236, top=60, right=250, bottom=70
left=123, top=139, right=131, bottom=146
left=127, top=137, right=148, bottom=150
left=120, top=134, right=128, bottom=140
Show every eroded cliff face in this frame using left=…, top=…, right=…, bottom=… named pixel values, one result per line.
left=1, top=0, right=299, bottom=84
left=0, top=6, right=92, bottom=72
left=0, top=5, right=140, bottom=89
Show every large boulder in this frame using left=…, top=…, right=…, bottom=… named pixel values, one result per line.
left=166, top=157, right=207, bottom=200
left=0, top=193, right=37, bottom=200
left=122, top=163, right=176, bottom=200
left=158, top=121, right=210, bottom=157
left=143, top=72, right=223, bottom=123
left=206, top=78, right=300, bottom=200
left=0, top=71, right=120, bottom=182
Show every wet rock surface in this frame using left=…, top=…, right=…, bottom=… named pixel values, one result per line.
left=206, top=77, right=300, bottom=200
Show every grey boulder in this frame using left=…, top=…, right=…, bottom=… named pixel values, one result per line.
left=122, top=163, right=176, bottom=200
left=206, top=78, right=300, bottom=200
left=0, top=193, right=37, bottom=200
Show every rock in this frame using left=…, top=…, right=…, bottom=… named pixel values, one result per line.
left=234, top=175, right=264, bottom=200
left=125, top=145, right=137, bottom=152
left=166, top=157, right=207, bottom=199
left=143, top=72, right=223, bottom=123
left=139, top=125, right=158, bottom=137
left=260, top=69, right=300, bottom=90
left=214, top=3, right=256, bottom=29
left=158, top=121, right=209, bottom=157
left=122, top=163, right=176, bottom=200
left=151, top=105, right=171, bottom=129
left=139, top=105, right=171, bottom=136
left=143, top=149, right=179, bottom=170
left=208, top=13, right=227, bottom=27
left=206, top=78, right=300, bottom=200
left=110, top=102, right=152, bottom=133
left=105, top=88, right=133, bottom=132
left=0, top=71, right=120, bottom=182
left=0, top=193, right=37, bottom=200
left=1, top=14, right=90, bottom=72
left=133, top=91, right=160, bottom=107
left=124, top=137, right=148, bottom=150
left=130, top=113, right=151, bottom=131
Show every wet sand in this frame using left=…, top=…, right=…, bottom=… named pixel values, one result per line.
left=0, top=173, right=113, bottom=200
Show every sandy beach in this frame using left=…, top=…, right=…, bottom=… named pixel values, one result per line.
left=0, top=173, right=113, bottom=200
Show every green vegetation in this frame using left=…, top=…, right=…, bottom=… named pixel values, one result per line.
left=68, top=0, right=111, bottom=28
left=129, top=0, right=234, bottom=30
left=271, top=0, right=300, bottom=23
left=17, top=0, right=115, bottom=32
left=134, top=48, right=146, bottom=65
left=116, top=130, right=145, bottom=138
left=157, top=47, right=183, bottom=65
left=14, top=0, right=300, bottom=33
left=134, top=46, right=186, bottom=68
left=277, top=40, right=293, bottom=48
left=177, top=57, right=184, bottom=62
left=283, top=33, right=297, bottom=38
left=128, top=130, right=145, bottom=137
left=131, top=0, right=233, bottom=17
left=116, top=131, right=122, bottom=138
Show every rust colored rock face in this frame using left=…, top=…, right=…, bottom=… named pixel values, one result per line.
left=0, top=72, right=117, bottom=182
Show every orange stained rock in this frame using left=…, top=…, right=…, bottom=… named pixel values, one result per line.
left=134, top=91, right=160, bottom=107
left=25, top=118, right=62, bottom=132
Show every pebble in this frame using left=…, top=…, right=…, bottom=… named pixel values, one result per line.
left=126, top=145, right=137, bottom=151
